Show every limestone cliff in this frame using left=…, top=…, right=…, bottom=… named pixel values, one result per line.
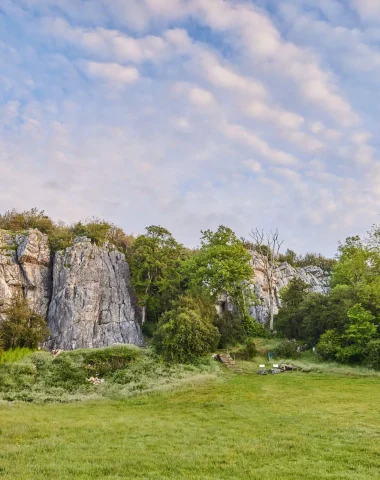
left=0, top=229, right=51, bottom=319
left=0, top=230, right=142, bottom=349
left=249, top=253, right=330, bottom=324
left=48, top=237, right=142, bottom=350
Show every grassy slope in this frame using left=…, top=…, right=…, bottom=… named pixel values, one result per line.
left=1, top=372, right=380, bottom=479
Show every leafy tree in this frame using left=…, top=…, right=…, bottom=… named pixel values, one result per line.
left=129, top=226, right=185, bottom=324
left=153, top=296, right=220, bottom=363
left=275, top=278, right=310, bottom=340
left=316, top=329, right=341, bottom=361
left=278, top=249, right=298, bottom=266
left=0, top=296, right=50, bottom=350
left=214, top=311, right=246, bottom=348
left=336, top=304, right=378, bottom=363
left=183, top=226, right=255, bottom=321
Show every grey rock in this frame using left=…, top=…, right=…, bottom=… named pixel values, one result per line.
left=249, top=253, right=330, bottom=324
left=0, top=232, right=24, bottom=318
left=16, top=229, right=52, bottom=318
left=47, top=237, right=142, bottom=350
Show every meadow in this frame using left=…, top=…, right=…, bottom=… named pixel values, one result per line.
left=1, top=368, right=380, bottom=479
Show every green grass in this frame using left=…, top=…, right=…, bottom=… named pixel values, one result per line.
left=0, top=347, right=36, bottom=364
left=0, top=372, right=379, bottom=479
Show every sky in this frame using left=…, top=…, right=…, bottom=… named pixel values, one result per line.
left=1, top=0, right=380, bottom=255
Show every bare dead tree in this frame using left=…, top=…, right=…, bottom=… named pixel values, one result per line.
left=249, top=228, right=283, bottom=332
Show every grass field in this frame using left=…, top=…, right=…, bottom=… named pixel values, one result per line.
left=1, top=370, right=380, bottom=479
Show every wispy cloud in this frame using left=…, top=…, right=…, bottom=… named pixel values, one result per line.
left=0, top=0, right=380, bottom=254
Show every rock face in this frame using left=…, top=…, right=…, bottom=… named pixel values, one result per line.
left=0, top=229, right=51, bottom=319
left=0, top=230, right=142, bottom=350
left=17, top=229, right=52, bottom=318
left=249, top=253, right=330, bottom=324
left=48, top=237, right=142, bottom=350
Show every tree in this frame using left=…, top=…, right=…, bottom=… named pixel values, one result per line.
left=153, top=296, right=220, bottom=363
left=275, top=278, right=310, bottom=340
left=128, top=226, right=184, bottom=324
left=0, top=296, right=50, bottom=350
left=249, top=228, right=283, bottom=331
left=183, top=226, right=255, bottom=321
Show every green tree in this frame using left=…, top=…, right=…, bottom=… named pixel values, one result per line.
left=0, top=296, right=50, bottom=350
left=153, top=296, right=220, bottom=363
left=129, top=226, right=185, bottom=324
left=183, top=226, right=255, bottom=322
left=275, top=278, right=310, bottom=340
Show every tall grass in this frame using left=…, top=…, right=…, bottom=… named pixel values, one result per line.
left=0, top=347, right=36, bottom=364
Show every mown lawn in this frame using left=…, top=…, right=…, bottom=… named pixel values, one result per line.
left=1, top=372, right=380, bottom=479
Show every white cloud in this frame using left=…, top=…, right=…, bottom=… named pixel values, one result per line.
left=80, top=61, right=140, bottom=85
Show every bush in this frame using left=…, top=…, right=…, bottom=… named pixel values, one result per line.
left=142, top=321, right=157, bottom=339
left=316, top=329, right=341, bottom=361
left=0, top=208, right=54, bottom=234
left=214, top=311, right=246, bottom=348
left=364, top=340, right=380, bottom=370
left=234, top=338, right=257, bottom=360
left=153, top=296, right=220, bottom=363
left=274, top=339, right=304, bottom=359
left=242, top=316, right=268, bottom=338
left=0, top=296, right=50, bottom=350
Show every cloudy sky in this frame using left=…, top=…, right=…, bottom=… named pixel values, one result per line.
left=1, top=0, right=380, bottom=254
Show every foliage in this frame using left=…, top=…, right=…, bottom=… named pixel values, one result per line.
left=183, top=226, right=255, bottom=319
left=233, top=338, right=257, bottom=360
left=316, top=329, right=341, bottom=361
left=278, top=249, right=336, bottom=272
left=364, top=339, right=380, bottom=370
left=214, top=311, right=246, bottom=348
left=153, top=296, right=220, bottom=363
left=274, top=339, right=304, bottom=359
left=0, top=296, right=50, bottom=350
left=241, top=316, right=268, bottom=338
left=0, top=346, right=218, bottom=403
left=0, top=347, right=36, bottom=364
left=129, top=225, right=185, bottom=323
left=0, top=208, right=54, bottom=234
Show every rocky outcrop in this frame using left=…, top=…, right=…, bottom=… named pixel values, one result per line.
left=0, top=230, right=142, bottom=350
left=249, top=253, right=330, bottom=324
left=17, top=229, right=52, bottom=317
left=47, top=237, right=142, bottom=350
left=0, top=229, right=51, bottom=319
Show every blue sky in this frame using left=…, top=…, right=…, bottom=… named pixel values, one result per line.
left=1, top=0, right=380, bottom=254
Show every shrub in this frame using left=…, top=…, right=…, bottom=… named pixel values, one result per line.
left=153, top=296, right=220, bottom=363
left=142, top=321, right=157, bottom=338
left=364, top=340, right=380, bottom=370
left=234, top=338, right=257, bottom=360
left=316, top=329, right=341, bottom=361
left=242, top=316, right=268, bottom=338
left=0, top=296, right=50, bottom=350
left=214, top=311, right=246, bottom=348
left=274, top=339, right=304, bottom=359
left=0, top=208, right=54, bottom=234
left=64, top=345, right=140, bottom=377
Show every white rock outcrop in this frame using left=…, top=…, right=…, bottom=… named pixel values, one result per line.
left=0, top=230, right=142, bottom=350
left=47, top=237, right=142, bottom=350
left=249, top=253, right=330, bottom=324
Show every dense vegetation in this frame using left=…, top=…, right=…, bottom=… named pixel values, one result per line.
left=0, top=345, right=218, bottom=402
left=1, top=207, right=380, bottom=371
left=276, top=227, right=380, bottom=368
